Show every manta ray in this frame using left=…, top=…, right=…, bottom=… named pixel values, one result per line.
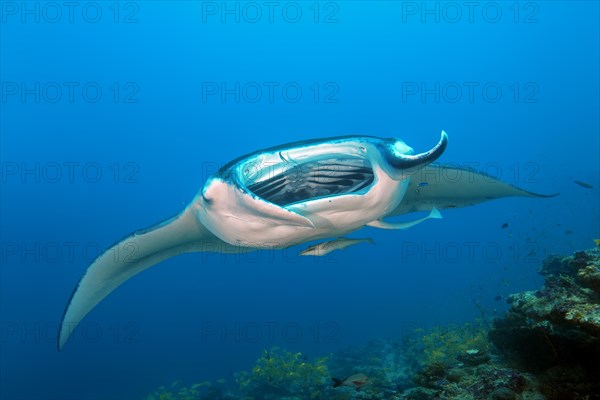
left=58, top=131, right=557, bottom=350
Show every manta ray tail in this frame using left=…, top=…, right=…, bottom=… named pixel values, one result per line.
left=57, top=206, right=229, bottom=350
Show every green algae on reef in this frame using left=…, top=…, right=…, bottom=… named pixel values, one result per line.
left=143, top=249, right=600, bottom=400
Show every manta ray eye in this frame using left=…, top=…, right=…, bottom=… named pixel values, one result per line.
left=359, top=146, right=366, bottom=152
left=200, top=180, right=218, bottom=204
left=201, top=193, right=212, bottom=204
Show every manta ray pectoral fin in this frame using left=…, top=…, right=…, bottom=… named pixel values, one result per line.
left=391, top=164, right=559, bottom=215
left=58, top=206, right=239, bottom=351
left=367, top=207, right=442, bottom=230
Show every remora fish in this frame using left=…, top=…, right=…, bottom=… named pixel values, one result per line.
left=57, top=131, right=558, bottom=350
left=300, top=237, right=375, bottom=256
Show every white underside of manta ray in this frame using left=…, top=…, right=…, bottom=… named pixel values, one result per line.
left=57, top=131, right=557, bottom=350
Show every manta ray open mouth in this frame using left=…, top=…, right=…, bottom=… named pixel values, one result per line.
left=246, top=157, right=375, bottom=206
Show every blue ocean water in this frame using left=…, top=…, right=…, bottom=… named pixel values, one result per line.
left=1, top=1, right=598, bottom=399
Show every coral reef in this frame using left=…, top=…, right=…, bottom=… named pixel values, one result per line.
left=327, top=338, right=413, bottom=396
left=490, top=248, right=600, bottom=398
left=406, top=362, right=539, bottom=400
left=236, top=347, right=330, bottom=399
left=400, top=320, right=541, bottom=399
left=416, top=321, right=491, bottom=367
left=144, top=380, right=225, bottom=400
left=141, top=248, right=600, bottom=400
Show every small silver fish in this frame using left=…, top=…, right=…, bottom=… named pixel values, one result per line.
left=570, top=177, right=594, bottom=189
left=300, top=237, right=374, bottom=256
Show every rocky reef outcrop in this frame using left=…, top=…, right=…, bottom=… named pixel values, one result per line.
left=490, top=248, right=600, bottom=399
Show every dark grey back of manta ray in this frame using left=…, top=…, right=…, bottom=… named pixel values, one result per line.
left=391, top=164, right=558, bottom=215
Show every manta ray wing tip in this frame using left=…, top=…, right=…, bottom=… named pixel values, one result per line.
left=530, top=191, right=560, bottom=198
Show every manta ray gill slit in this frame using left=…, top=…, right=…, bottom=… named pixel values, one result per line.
left=245, top=157, right=375, bottom=207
